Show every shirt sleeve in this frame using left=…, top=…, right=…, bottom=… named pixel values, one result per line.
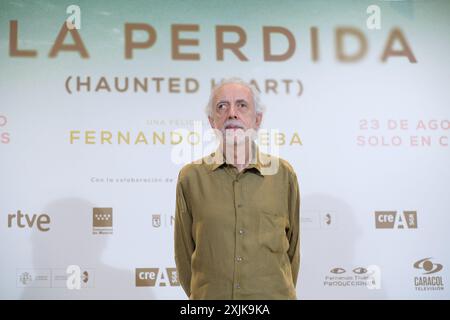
left=286, top=171, right=300, bottom=287
left=174, top=174, right=195, bottom=298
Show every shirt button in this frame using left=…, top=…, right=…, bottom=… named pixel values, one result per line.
left=237, top=204, right=243, bottom=208
left=236, top=256, right=243, bottom=262
left=235, top=283, right=240, bottom=289
left=239, top=229, right=245, bottom=235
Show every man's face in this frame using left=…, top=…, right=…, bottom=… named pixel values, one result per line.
left=208, top=83, right=263, bottom=145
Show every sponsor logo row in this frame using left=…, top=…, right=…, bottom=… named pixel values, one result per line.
left=17, top=257, right=443, bottom=292
left=5, top=209, right=418, bottom=232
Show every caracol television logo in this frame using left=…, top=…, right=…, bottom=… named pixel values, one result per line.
left=324, top=265, right=381, bottom=289
left=135, top=268, right=179, bottom=287
left=92, top=207, right=113, bottom=235
left=413, top=258, right=444, bottom=292
left=375, top=210, right=417, bottom=229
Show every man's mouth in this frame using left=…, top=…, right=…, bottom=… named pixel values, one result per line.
left=225, top=125, right=244, bottom=130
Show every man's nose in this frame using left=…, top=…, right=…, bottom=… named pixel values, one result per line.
left=228, top=105, right=238, bottom=119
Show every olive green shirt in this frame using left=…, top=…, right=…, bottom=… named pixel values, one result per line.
left=174, top=146, right=300, bottom=299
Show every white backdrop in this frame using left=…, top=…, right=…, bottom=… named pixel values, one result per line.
left=0, top=0, right=449, bottom=299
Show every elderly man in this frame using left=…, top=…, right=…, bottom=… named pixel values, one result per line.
left=174, top=77, right=300, bottom=299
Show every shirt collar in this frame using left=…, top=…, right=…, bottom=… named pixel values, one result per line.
left=207, top=143, right=271, bottom=176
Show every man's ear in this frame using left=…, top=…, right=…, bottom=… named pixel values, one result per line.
left=255, top=112, right=263, bottom=129
left=208, top=116, right=215, bottom=128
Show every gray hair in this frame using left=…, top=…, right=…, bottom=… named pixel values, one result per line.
left=205, top=77, right=266, bottom=117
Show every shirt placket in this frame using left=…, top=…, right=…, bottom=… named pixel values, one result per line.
left=231, top=168, right=245, bottom=299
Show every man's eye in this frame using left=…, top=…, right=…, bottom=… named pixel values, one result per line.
left=217, top=103, right=226, bottom=109
left=238, top=103, right=247, bottom=108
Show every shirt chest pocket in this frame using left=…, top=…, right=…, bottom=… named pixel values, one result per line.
left=258, top=211, right=289, bottom=253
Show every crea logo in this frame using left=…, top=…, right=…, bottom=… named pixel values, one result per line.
left=375, top=210, right=417, bottom=229
left=135, top=268, right=179, bottom=287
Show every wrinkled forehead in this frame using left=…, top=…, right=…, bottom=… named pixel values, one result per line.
left=213, top=83, right=253, bottom=104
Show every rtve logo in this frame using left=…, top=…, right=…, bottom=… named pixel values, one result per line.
left=7, top=210, right=51, bottom=232
left=135, top=268, right=179, bottom=287
left=375, top=210, right=417, bottom=229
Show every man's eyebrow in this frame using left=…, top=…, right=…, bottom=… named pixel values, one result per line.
left=216, top=100, right=230, bottom=105
left=236, top=99, right=249, bottom=104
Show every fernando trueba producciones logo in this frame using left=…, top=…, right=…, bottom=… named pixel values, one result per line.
left=92, top=207, right=113, bottom=235
left=324, top=265, right=381, bottom=289
left=413, top=258, right=445, bottom=292
left=375, top=210, right=418, bottom=229
left=135, top=268, right=179, bottom=287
